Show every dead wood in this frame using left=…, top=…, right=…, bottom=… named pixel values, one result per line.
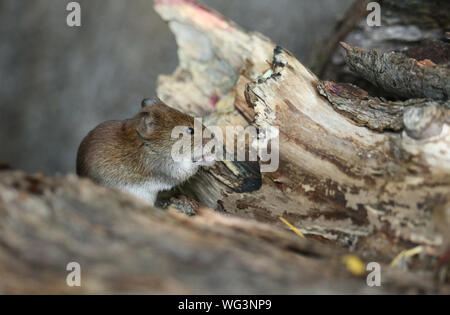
left=0, top=169, right=447, bottom=294
left=318, top=80, right=449, bottom=132
left=319, top=0, right=450, bottom=95
left=155, top=0, right=450, bottom=260
left=341, top=43, right=450, bottom=100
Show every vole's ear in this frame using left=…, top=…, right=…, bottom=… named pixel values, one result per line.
left=141, top=97, right=162, bottom=108
left=136, top=112, right=159, bottom=139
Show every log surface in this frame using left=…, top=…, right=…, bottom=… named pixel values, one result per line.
left=0, top=170, right=446, bottom=294
left=155, top=0, right=450, bottom=257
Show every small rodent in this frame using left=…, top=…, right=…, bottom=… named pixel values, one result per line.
left=76, top=97, right=213, bottom=205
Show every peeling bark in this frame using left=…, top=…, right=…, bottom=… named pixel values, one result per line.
left=318, top=80, right=449, bottom=132
left=341, top=43, right=450, bottom=100
left=319, top=0, right=450, bottom=95
left=4, top=169, right=446, bottom=294
left=155, top=0, right=450, bottom=257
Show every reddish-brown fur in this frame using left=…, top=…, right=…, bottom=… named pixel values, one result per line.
left=76, top=98, right=210, bottom=204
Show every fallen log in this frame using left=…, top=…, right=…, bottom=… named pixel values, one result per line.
left=317, top=0, right=450, bottom=93
left=317, top=80, right=449, bottom=132
left=155, top=0, right=450, bottom=258
left=341, top=43, right=450, bottom=100
left=0, top=170, right=447, bottom=294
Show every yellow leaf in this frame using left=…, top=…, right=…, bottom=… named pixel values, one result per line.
left=342, top=255, right=365, bottom=276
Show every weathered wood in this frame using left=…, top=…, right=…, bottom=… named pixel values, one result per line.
left=319, top=0, right=450, bottom=95
left=155, top=0, right=450, bottom=259
left=4, top=169, right=446, bottom=294
left=341, top=43, right=450, bottom=100
left=318, top=80, right=449, bottom=132
left=404, top=39, right=450, bottom=65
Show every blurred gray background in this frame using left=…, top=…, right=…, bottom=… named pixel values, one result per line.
left=0, top=0, right=354, bottom=174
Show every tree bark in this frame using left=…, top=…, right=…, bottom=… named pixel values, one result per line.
left=155, top=0, right=450, bottom=258
left=0, top=169, right=447, bottom=294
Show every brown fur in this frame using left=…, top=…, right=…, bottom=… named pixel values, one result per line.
left=76, top=98, right=209, bottom=203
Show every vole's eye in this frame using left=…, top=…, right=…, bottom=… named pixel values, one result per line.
left=187, top=127, right=194, bottom=135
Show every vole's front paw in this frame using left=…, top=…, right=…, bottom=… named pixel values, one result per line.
left=166, top=196, right=199, bottom=216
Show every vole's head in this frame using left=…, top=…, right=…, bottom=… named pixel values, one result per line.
left=136, top=98, right=215, bottom=171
